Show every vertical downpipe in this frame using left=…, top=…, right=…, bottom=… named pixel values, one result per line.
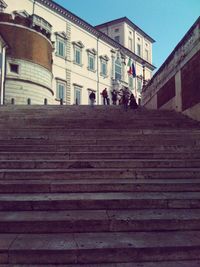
left=1, top=45, right=7, bottom=105
left=32, top=0, right=36, bottom=16
left=96, top=35, right=100, bottom=105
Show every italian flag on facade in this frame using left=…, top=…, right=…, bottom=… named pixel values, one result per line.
left=127, top=58, right=136, bottom=78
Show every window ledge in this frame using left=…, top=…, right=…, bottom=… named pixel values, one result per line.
left=87, top=67, right=96, bottom=73
left=55, top=53, right=66, bottom=60
left=73, top=61, right=83, bottom=67
left=55, top=98, right=66, bottom=103
left=100, top=73, right=108, bottom=78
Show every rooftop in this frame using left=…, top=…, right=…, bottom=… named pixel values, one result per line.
left=95, top=17, right=155, bottom=43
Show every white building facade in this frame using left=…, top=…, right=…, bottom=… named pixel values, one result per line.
left=2, top=0, right=155, bottom=105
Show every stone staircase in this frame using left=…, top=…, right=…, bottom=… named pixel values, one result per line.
left=0, top=105, right=200, bottom=266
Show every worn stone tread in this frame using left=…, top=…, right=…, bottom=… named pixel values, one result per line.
left=1, top=178, right=200, bottom=193
left=1, top=208, right=200, bottom=221
left=0, top=191, right=200, bottom=201
left=1, top=261, right=200, bottom=266
left=1, top=168, right=200, bottom=180
left=0, top=231, right=200, bottom=263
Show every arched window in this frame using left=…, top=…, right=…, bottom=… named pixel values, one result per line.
left=115, top=57, right=122, bottom=81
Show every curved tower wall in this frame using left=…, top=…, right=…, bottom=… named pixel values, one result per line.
left=0, top=13, right=54, bottom=104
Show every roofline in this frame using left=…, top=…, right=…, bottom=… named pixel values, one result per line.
left=35, top=0, right=155, bottom=70
left=95, top=17, right=155, bottom=43
left=145, top=16, right=200, bottom=88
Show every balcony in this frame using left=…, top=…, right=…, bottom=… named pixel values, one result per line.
left=31, top=14, right=52, bottom=39
left=112, top=79, right=128, bottom=90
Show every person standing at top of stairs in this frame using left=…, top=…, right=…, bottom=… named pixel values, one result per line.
left=101, top=88, right=109, bottom=105
left=89, top=91, right=96, bottom=107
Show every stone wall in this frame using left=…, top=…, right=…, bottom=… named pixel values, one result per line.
left=181, top=50, right=200, bottom=111
left=5, top=58, right=53, bottom=104
left=142, top=17, right=200, bottom=121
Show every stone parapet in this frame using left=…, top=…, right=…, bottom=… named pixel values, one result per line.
left=142, top=17, right=200, bottom=121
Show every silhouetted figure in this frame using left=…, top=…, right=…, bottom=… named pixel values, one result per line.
left=111, top=90, right=118, bottom=105
left=129, top=93, right=138, bottom=109
left=89, top=91, right=96, bottom=106
left=122, top=87, right=130, bottom=111
left=101, top=88, right=109, bottom=105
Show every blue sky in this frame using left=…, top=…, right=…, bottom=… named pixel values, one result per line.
left=55, top=0, right=200, bottom=72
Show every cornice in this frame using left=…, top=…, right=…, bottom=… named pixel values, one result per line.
left=35, top=0, right=156, bottom=70
left=95, top=17, right=155, bottom=43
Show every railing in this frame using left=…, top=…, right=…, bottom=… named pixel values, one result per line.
left=31, top=14, right=52, bottom=35
left=10, top=98, right=65, bottom=105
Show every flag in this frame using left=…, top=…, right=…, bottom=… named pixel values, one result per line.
left=127, top=58, right=132, bottom=75
left=132, top=63, right=136, bottom=77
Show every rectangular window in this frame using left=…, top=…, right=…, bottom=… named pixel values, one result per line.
left=56, top=82, right=65, bottom=100
left=88, top=54, right=95, bottom=71
left=75, top=47, right=81, bottom=65
left=129, top=76, right=133, bottom=88
left=137, top=44, right=141, bottom=56
left=128, top=38, right=133, bottom=51
left=10, top=63, right=19, bottom=74
left=115, top=65, right=121, bottom=80
left=114, top=36, right=120, bottom=43
left=57, top=39, right=65, bottom=58
left=74, top=86, right=82, bottom=105
left=137, top=79, right=142, bottom=93
left=101, top=60, right=107, bottom=76
left=145, top=49, right=149, bottom=61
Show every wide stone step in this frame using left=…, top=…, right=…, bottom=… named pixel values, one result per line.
left=0, top=131, right=200, bottom=141
left=0, top=132, right=200, bottom=142
left=0, top=159, right=200, bottom=169
left=1, top=261, right=200, bottom=267
left=2, top=120, right=199, bottom=129
left=69, top=151, right=200, bottom=160
left=0, top=209, right=200, bottom=233
left=1, top=128, right=200, bottom=138
left=1, top=231, right=200, bottom=264
left=1, top=168, right=200, bottom=179
left=0, top=151, right=200, bottom=160
left=0, top=192, right=199, bottom=211
left=1, top=178, right=200, bottom=193
left=0, top=144, right=200, bottom=152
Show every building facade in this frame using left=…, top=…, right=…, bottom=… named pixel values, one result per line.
left=142, top=17, right=200, bottom=121
left=1, top=0, right=155, bottom=105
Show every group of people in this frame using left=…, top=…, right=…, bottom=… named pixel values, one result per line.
left=89, top=87, right=138, bottom=111
left=101, top=87, right=138, bottom=110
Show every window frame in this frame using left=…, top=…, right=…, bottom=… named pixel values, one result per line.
left=10, top=63, right=19, bottom=74
left=74, top=85, right=82, bottom=105
left=100, top=55, right=109, bottom=78
left=55, top=32, right=67, bottom=59
left=101, top=59, right=107, bottom=77
left=128, top=38, right=133, bottom=51
left=115, top=57, right=122, bottom=81
left=137, top=43, right=141, bottom=56
left=72, top=41, right=84, bottom=67
left=129, top=76, right=133, bottom=89
left=137, top=78, right=142, bottom=93
left=56, top=38, right=66, bottom=58
left=145, top=49, right=149, bottom=61
left=114, top=36, right=120, bottom=43
left=56, top=80, right=66, bottom=102
left=75, top=46, right=81, bottom=65
left=87, top=49, right=96, bottom=72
